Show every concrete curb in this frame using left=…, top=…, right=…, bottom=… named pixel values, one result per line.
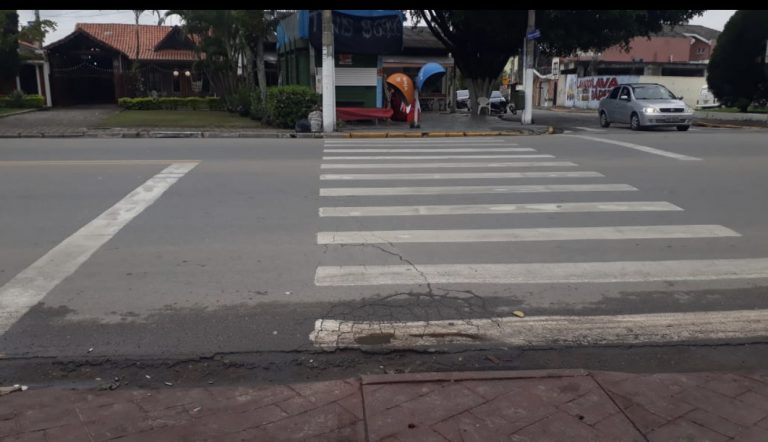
left=693, top=120, right=767, bottom=129
left=361, top=369, right=590, bottom=385
left=0, top=108, right=40, bottom=118
left=0, top=128, right=552, bottom=139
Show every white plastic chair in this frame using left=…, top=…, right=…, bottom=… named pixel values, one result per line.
left=476, top=97, right=491, bottom=116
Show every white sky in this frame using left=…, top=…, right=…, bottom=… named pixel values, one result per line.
left=17, top=10, right=181, bottom=45
left=19, top=9, right=736, bottom=46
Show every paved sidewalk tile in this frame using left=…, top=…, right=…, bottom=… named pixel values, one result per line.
left=2, top=370, right=768, bottom=441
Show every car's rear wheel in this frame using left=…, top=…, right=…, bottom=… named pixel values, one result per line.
left=599, top=111, right=610, bottom=128
left=630, top=113, right=641, bottom=131
left=676, top=125, right=690, bottom=131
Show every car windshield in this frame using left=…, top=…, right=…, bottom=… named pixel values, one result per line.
left=456, top=90, right=469, bottom=98
left=631, top=85, right=677, bottom=100
left=490, top=91, right=502, bottom=99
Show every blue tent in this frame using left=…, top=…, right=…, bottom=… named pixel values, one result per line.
left=416, top=62, right=447, bottom=91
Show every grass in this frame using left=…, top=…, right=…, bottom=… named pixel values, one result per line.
left=98, top=110, right=269, bottom=128
left=0, top=108, right=32, bottom=116
left=705, top=106, right=768, bottom=114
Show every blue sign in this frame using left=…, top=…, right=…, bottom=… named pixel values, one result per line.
left=526, top=29, right=541, bottom=40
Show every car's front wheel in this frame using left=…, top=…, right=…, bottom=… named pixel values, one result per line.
left=599, top=111, right=610, bottom=128
left=676, top=125, right=690, bottom=131
left=630, top=113, right=642, bottom=131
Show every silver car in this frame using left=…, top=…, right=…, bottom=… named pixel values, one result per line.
left=598, top=83, right=694, bottom=131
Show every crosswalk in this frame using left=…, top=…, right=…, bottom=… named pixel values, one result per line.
left=311, top=137, right=767, bottom=349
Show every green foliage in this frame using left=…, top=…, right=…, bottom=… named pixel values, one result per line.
left=249, top=89, right=265, bottom=121
left=226, top=84, right=253, bottom=115
left=117, top=96, right=223, bottom=111
left=0, top=91, right=44, bottom=108
left=264, top=85, right=319, bottom=128
left=707, top=10, right=768, bottom=112
left=18, top=18, right=56, bottom=43
left=414, top=10, right=703, bottom=113
left=0, top=10, right=20, bottom=82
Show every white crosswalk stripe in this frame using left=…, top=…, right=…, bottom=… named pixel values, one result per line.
left=321, top=161, right=578, bottom=169
left=317, top=225, right=739, bottom=245
left=320, top=184, right=637, bottom=196
left=319, top=171, right=603, bottom=180
left=323, top=148, right=535, bottom=153
left=322, top=154, right=554, bottom=160
left=319, top=201, right=682, bottom=217
left=315, top=258, right=768, bottom=286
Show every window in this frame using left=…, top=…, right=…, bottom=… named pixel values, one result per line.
left=173, top=74, right=181, bottom=93
left=619, top=86, right=631, bottom=99
left=609, top=87, right=620, bottom=99
left=696, top=47, right=706, bottom=55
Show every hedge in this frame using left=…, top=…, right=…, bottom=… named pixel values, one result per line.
left=117, top=97, right=224, bottom=111
left=0, top=93, right=45, bottom=108
left=264, top=86, right=320, bottom=128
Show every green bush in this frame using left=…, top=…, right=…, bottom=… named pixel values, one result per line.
left=117, top=96, right=223, bottom=111
left=0, top=91, right=44, bottom=108
left=264, top=86, right=320, bottom=129
left=249, top=90, right=266, bottom=121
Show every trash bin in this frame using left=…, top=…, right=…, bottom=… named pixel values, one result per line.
left=513, top=90, right=525, bottom=110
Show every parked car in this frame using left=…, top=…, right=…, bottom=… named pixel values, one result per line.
left=455, top=89, right=470, bottom=109
left=489, top=90, right=508, bottom=113
left=455, top=90, right=511, bottom=114
left=598, top=83, right=693, bottom=131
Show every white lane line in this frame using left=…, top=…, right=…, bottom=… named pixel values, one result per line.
left=321, top=161, right=577, bottom=169
left=574, top=127, right=607, bottom=132
left=322, top=154, right=554, bottom=160
left=314, top=257, right=768, bottom=286
left=319, top=201, right=683, bottom=217
left=317, top=225, right=739, bottom=245
left=319, top=171, right=603, bottom=180
left=0, top=162, right=199, bottom=336
left=565, top=134, right=702, bottom=161
left=323, top=148, right=535, bottom=153
left=310, top=309, right=768, bottom=350
left=319, top=183, right=636, bottom=196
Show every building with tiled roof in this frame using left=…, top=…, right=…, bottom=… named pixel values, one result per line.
left=45, top=23, right=206, bottom=106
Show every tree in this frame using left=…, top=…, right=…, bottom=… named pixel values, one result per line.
left=166, top=10, right=278, bottom=106
left=0, top=10, right=19, bottom=83
left=707, top=10, right=768, bottom=112
left=414, top=10, right=703, bottom=116
left=18, top=18, right=56, bottom=44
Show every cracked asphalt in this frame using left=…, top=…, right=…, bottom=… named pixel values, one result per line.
left=1, top=129, right=768, bottom=384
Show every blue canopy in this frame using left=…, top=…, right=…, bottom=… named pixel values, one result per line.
left=416, top=62, right=447, bottom=91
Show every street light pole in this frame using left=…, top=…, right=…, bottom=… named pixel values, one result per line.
left=321, top=10, right=336, bottom=133
left=522, top=9, right=535, bottom=125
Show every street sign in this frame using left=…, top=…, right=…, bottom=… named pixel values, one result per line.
left=526, top=29, right=541, bottom=40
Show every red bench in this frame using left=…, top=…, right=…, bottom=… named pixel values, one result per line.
left=336, top=107, right=394, bottom=123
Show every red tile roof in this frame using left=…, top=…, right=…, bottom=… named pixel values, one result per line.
left=74, top=23, right=197, bottom=62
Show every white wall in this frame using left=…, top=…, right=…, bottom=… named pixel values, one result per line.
left=636, top=76, right=706, bottom=108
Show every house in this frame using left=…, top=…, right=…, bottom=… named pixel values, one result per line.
left=558, top=24, right=721, bottom=77
left=0, top=40, right=52, bottom=107
left=45, top=23, right=204, bottom=106
left=531, top=24, right=721, bottom=109
left=276, top=11, right=453, bottom=110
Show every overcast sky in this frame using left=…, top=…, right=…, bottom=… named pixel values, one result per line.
left=19, top=9, right=737, bottom=46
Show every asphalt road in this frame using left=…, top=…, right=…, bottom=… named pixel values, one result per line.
left=1, top=123, right=768, bottom=376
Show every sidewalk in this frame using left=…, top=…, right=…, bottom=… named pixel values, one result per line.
left=2, top=369, right=767, bottom=441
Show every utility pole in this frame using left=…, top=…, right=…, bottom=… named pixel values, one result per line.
left=522, top=9, right=535, bottom=125
left=321, top=10, right=336, bottom=133
left=33, top=10, right=41, bottom=48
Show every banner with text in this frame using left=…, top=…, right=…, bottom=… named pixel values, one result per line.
left=573, top=75, right=639, bottom=109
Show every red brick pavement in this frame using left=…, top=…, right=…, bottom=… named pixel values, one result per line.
left=1, top=370, right=767, bottom=441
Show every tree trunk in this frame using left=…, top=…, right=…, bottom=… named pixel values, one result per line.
left=255, top=35, right=267, bottom=102
left=467, top=77, right=492, bottom=119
